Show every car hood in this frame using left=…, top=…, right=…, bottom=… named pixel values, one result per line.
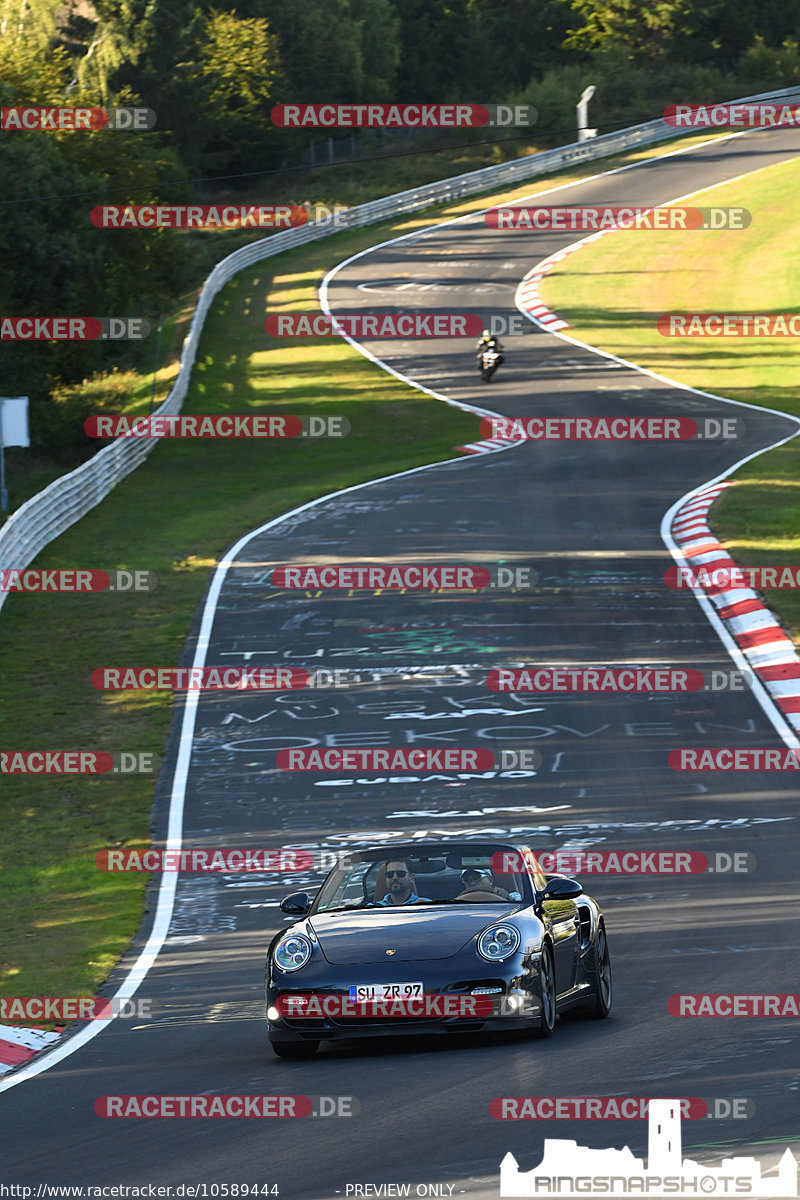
left=308, top=905, right=521, bottom=965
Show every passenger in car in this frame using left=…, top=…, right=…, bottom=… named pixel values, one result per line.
left=455, top=867, right=510, bottom=901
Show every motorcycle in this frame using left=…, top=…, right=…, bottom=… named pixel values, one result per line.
left=478, top=345, right=503, bottom=382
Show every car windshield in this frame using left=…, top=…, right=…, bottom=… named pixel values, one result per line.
left=310, top=849, right=531, bottom=914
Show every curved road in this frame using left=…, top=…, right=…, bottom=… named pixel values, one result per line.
left=3, top=127, right=800, bottom=1199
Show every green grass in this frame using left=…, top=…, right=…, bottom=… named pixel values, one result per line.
left=0, top=127, right=733, bottom=1013
left=540, top=154, right=800, bottom=641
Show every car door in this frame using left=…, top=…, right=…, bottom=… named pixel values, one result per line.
left=541, top=894, right=579, bottom=994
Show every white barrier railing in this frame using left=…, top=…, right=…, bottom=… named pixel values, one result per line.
left=1, top=87, right=796, bottom=608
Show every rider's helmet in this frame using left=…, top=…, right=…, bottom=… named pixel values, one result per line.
left=482, top=329, right=491, bottom=338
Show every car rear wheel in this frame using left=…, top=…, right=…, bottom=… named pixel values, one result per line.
left=531, top=945, right=556, bottom=1038
left=271, top=1040, right=319, bottom=1058
left=591, top=926, right=612, bottom=1018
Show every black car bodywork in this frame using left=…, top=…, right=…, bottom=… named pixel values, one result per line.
left=264, top=840, right=612, bottom=1057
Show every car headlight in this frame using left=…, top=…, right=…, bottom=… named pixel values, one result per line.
left=477, top=924, right=520, bottom=962
left=274, top=932, right=313, bottom=972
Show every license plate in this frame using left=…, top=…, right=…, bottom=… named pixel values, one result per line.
left=349, top=982, right=424, bottom=1002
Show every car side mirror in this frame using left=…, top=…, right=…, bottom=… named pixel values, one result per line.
left=280, top=891, right=312, bottom=916
left=541, top=877, right=583, bottom=900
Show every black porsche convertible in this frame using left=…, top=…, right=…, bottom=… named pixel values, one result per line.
left=265, top=840, right=612, bottom=1057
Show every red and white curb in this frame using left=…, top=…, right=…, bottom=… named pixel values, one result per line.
left=0, top=1024, right=63, bottom=1075
left=517, top=231, right=619, bottom=331
left=517, top=268, right=571, bottom=331
left=459, top=435, right=518, bottom=455
left=671, top=482, right=800, bottom=732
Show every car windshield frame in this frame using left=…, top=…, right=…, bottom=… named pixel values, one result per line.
left=308, top=844, right=534, bottom=915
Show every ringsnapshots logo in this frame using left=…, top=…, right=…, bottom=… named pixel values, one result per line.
left=658, top=313, right=800, bottom=336
left=479, top=417, right=740, bottom=440
left=266, top=313, right=484, bottom=338
left=498, top=1098, right=798, bottom=1198
left=1, top=317, right=150, bottom=340
left=487, top=667, right=753, bottom=693
left=84, top=415, right=348, bottom=438
left=0, top=568, right=156, bottom=593
left=485, top=205, right=750, bottom=231
left=270, top=563, right=537, bottom=590
left=271, top=103, right=536, bottom=128
left=1, top=106, right=155, bottom=131
left=664, top=101, right=800, bottom=128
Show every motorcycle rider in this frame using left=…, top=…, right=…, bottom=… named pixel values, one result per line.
left=476, top=328, right=504, bottom=368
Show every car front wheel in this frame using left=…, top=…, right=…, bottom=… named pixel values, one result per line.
left=591, top=925, right=612, bottom=1018
left=531, top=945, right=556, bottom=1038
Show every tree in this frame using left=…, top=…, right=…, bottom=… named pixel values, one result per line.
left=349, top=0, right=400, bottom=99
left=187, top=9, right=285, bottom=171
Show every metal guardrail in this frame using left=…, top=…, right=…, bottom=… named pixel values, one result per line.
left=1, top=87, right=796, bottom=609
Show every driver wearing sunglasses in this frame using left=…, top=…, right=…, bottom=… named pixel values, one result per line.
left=378, top=859, right=431, bottom=905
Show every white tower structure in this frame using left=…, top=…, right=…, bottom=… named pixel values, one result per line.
left=648, top=1099, right=682, bottom=1172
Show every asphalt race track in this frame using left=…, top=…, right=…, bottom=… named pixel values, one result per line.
left=3, top=127, right=800, bottom=1199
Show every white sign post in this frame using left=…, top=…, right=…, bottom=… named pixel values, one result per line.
left=0, top=396, right=30, bottom=512
left=577, top=85, right=597, bottom=142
